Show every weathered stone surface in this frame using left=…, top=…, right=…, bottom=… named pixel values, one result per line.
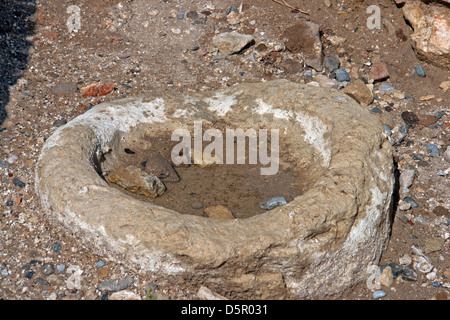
left=403, top=2, right=450, bottom=69
left=212, top=31, right=254, bottom=55
left=204, top=205, right=234, bottom=220
left=342, top=79, right=374, bottom=106
left=35, top=80, right=394, bottom=299
left=281, top=21, right=324, bottom=71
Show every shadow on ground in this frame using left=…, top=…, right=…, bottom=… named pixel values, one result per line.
left=0, top=0, right=35, bottom=126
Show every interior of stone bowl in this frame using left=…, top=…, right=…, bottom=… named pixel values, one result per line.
left=96, top=115, right=328, bottom=219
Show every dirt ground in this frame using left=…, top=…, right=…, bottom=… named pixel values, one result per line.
left=0, top=0, right=449, bottom=300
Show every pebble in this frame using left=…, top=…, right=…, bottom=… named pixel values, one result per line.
left=401, top=111, right=419, bottom=125
left=425, top=144, right=440, bottom=157
left=35, top=277, right=50, bottom=286
left=177, top=10, right=185, bottom=19
left=13, top=178, right=26, bottom=188
left=260, top=196, right=287, bottom=210
left=403, top=197, right=418, bottom=208
left=400, top=169, right=415, bottom=193
left=431, top=281, right=441, bottom=288
left=382, top=124, right=392, bottom=136
left=415, top=65, right=426, bottom=77
left=25, top=271, right=34, bottom=279
left=0, top=159, right=10, bottom=168
left=56, top=264, right=65, bottom=273
left=370, top=107, right=383, bottom=114
left=372, top=290, right=386, bottom=299
left=381, top=262, right=403, bottom=278
left=324, top=56, right=340, bottom=72
left=42, top=263, right=55, bottom=275
left=51, top=241, right=62, bottom=253
left=437, top=169, right=446, bottom=176
left=1, top=268, right=8, bottom=276
left=97, top=276, right=134, bottom=292
left=53, top=119, right=67, bottom=127
left=191, top=200, right=204, bottom=210
left=7, top=154, right=18, bottom=164
left=95, top=260, right=105, bottom=268
left=186, top=11, right=198, bottom=19
left=400, top=125, right=410, bottom=134
left=402, top=266, right=418, bottom=281
left=378, top=82, right=396, bottom=93
left=334, top=68, right=350, bottom=82
left=434, top=110, right=446, bottom=119
left=6, top=200, right=14, bottom=206
left=369, top=62, right=389, bottom=81
left=109, top=290, right=142, bottom=300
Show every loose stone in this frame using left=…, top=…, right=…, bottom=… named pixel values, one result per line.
left=334, top=68, right=350, bottom=82
left=260, top=197, right=287, bottom=210
left=402, top=266, right=418, bottom=281
left=372, top=290, right=386, bottom=299
left=42, top=263, right=55, bottom=275
left=425, top=144, right=440, bottom=157
left=51, top=241, right=62, bottom=253
left=13, top=178, right=26, bottom=188
left=415, top=65, right=426, bottom=77
left=324, top=56, right=340, bottom=72
left=191, top=200, right=204, bottom=210
left=401, top=111, right=419, bottom=125
left=403, top=197, right=418, bottom=208
left=97, top=276, right=134, bottom=292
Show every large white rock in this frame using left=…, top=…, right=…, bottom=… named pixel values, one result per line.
left=35, top=80, right=394, bottom=299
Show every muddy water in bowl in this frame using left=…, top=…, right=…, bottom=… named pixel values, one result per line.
left=105, top=128, right=307, bottom=219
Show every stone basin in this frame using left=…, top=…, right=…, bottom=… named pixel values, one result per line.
left=35, top=80, right=395, bottom=299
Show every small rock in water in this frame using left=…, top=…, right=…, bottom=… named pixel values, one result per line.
left=372, top=290, right=386, bottom=299
left=106, top=166, right=166, bottom=198
left=425, top=144, right=440, bottom=157
left=204, top=205, right=234, bottom=220
left=260, top=197, right=287, bottom=210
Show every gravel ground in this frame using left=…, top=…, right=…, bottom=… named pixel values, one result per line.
left=0, top=0, right=449, bottom=300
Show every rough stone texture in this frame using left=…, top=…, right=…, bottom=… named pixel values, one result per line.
left=342, top=79, right=374, bottom=107
left=403, top=1, right=450, bottom=70
left=281, top=21, right=324, bottom=71
left=212, top=31, right=254, bottom=55
left=35, top=80, right=394, bottom=299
